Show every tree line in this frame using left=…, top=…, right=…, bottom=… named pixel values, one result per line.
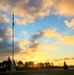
left=0, top=57, right=68, bottom=72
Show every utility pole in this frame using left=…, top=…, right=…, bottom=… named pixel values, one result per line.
left=11, top=11, right=16, bottom=71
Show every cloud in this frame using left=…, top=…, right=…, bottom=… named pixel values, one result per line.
left=64, top=19, right=74, bottom=29
left=31, top=29, right=61, bottom=42
left=18, top=39, right=30, bottom=49
left=0, top=27, right=12, bottom=41
left=14, top=0, right=53, bottom=25
left=0, top=0, right=53, bottom=25
left=15, top=18, right=27, bottom=25
left=52, top=0, right=74, bottom=16
left=43, top=29, right=61, bottom=39
left=71, top=57, right=74, bottom=60
left=31, top=31, right=43, bottom=41
left=0, top=0, right=74, bottom=63
left=0, top=14, right=10, bottom=23
left=0, top=27, right=21, bottom=61
left=14, top=41, right=45, bottom=62
left=0, top=28, right=73, bottom=62
left=0, top=27, right=46, bottom=61
left=0, top=0, right=74, bottom=25
left=0, top=27, right=73, bottom=62
left=64, top=57, right=71, bottom=60
left=0, top=0, right=10, bottom=11
left=54, top=57, right=74, bottom=62
left=15, top=39, right=44, bottom=57
left=15, top=48, right=45, bottom=62
left=0, top=13, right=10, bottom=28
left=0, top=41, right=20, bottom=54
left=29, top=28, right=61, bottom=52
left=61, top=36, right=74, bottom=44
left=0, top=0, right=74, bottom=26
left=29, top=42, right=43, bottom=49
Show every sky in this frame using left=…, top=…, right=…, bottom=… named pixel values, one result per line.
left=0, top=0, right=74, bottom=66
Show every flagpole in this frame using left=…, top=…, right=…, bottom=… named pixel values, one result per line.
left=11, top=11, right=16, bottom=71
left=12, top=11, right=14, bottom=61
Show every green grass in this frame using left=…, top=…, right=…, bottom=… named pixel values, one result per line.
left=0, top=70, right=74, bottom=75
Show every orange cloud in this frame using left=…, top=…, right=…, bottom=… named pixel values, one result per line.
left=53, top=0, right=74, bottom=16
left=0, top=0, right=74, bottom=25
left=18, top=39, right=30, bottom=49
left=0, top=0, right=10, bottom=11
left=0, top=0, right=53, bottom=25
left=13, top=0, right=53, bottom=25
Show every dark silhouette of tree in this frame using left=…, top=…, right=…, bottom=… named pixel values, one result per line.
left=0, top=62, right=2, bottom=68
left=24, top=61, right=34, bottom=68
left=38, top=62, right=44, bottom=68
left=2, top=60, right=8, bottom=68
left=1, top=60, right=8, bottom=71
left=45, top=62, right=50, bottom=68
left=17, top=61, right=23, bottom=67
left=51, top=62, right=54, bottom=66
left=28, top=61, right=34, bottom=67
left=25, top=62, right=29, bottom=67
left=63, top=61, right=68, bottom=70
left=7, top=57, right=11, bottom=71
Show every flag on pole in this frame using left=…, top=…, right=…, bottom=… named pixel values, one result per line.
left=12, top=12, right=14, bottom=27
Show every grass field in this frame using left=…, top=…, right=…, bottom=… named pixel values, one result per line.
left=0, top=70, right=74, bottom=75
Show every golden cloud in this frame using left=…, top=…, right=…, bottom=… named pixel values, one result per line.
left=62, top=36, right=74, bottom=44
left=43, top=29, right=61, bottom=39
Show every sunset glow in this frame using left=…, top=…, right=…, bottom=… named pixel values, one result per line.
left=0, top=0, right=74, bottom=66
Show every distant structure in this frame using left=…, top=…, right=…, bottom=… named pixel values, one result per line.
left=63, top=61, right=68, bottom=70
left=11, top=12, right=16, bottom=71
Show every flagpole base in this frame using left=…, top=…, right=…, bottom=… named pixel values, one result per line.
left=11, top=60, right=16, bottom=72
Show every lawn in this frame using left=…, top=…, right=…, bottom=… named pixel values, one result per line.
left=0, top=70, right=74, bottom=75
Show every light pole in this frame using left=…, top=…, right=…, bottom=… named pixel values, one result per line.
left=11, top=12, right=16, bottom=71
